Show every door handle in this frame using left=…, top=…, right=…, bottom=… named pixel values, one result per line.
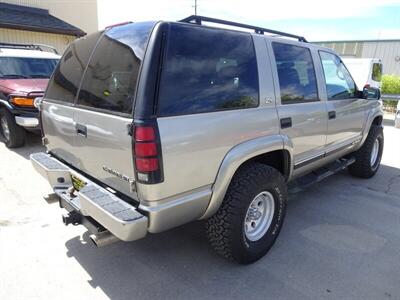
left=76, top=123, right=87, bottom=137
left=328, top=111, right=336, bottom=120
left=280, top=117, right=292, bottom=129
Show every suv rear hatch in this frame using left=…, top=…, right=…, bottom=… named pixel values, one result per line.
left=41, top=22, right=156, bottom=200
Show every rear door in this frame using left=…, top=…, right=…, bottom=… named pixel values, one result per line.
left=268, top=41, right=328, bottom=168
left=72, top=22, right=155, bottom=197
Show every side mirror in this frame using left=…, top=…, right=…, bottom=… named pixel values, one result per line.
left=362, top=86, right=380, bottom=100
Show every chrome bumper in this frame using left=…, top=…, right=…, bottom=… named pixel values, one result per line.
left=15, top=116, right=39, bottom=128
left=30, top=152, right=148, bottom=242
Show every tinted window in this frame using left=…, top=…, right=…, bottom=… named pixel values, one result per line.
left=319, top=51, right=356, bottom=100
left=372, top=63, right=382, bottom=82
left=46, top=32, right=102, bottom=103
left=76, top=22, right=154, bottom=114
left=157, top=24, right=259, bottom=116
left=272, top=43, right=318, bottom=104
left=0, top=58, right=58, bottom=79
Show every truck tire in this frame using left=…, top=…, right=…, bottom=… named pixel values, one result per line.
left=349, top=125, right=383, bottom=178
left=206, top=163, right=287, bottom=264
left=0, top=108, right=25, bottom=148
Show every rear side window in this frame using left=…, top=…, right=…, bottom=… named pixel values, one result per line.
left=319, top=51, right=356, bottom=100
left=76, top=22, right=154, bottom=114
left=272, top=42, right=318, bottom=104
left=157, top=24, right=259, bottom=116
left=45, top=32, right=102, bottom=103
left=372, top=63, right=382, bottom=82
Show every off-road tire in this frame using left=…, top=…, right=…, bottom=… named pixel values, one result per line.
left=206, top=163, right=287, bottom=264
left=0, top=108, right=25, bottom=148
left=348, top=125, right=383, bottom=178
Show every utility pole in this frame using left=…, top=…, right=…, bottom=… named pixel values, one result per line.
left=194, top=0, right=197, bottom=15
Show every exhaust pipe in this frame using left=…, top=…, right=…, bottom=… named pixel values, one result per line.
left=90, top=232, right=120, bottom=247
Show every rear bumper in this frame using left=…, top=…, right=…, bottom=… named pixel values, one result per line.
left=30, top=152, right=148, bottom=241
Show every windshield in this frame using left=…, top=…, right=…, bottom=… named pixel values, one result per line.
left=0, top=57, right=59, bottom=79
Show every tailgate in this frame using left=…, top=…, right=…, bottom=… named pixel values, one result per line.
left=41, top=22, right=156, bottom=200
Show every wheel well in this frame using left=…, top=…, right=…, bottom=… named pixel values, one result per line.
left=242, top=150, right=290, bottom=180
left=372, top=116, right=383, bottom=126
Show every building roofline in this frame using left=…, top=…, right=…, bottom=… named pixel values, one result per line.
left=0, top=2, right=86, bottom=37
left=312, top=38, right=400, bottom=43
left=0, top=22, right=85, bottom=37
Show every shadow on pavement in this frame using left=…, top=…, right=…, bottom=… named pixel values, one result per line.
left=64, top=164, right=400, bottom=300
left=2, top=132, right=45, bottom=160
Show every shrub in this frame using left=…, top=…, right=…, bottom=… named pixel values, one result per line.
left=381, top=75, right=400, bottom=94
left=381, top=75, right=400, bottom=111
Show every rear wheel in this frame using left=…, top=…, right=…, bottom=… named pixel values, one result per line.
left=0, top=108, right=25, bottom=148
left=206, top=163, right=287, bottom=264
left=349, top=125, right=383, bottom=178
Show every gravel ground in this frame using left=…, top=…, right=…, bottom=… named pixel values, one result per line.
left=1, top=122, right=399, bottom=300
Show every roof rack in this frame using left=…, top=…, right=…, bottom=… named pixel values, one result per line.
left=179, top=15, right=307, bottom=43
left=0, top=42, right=59, bottom=54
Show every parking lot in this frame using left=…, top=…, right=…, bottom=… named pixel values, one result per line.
left=0, top=117, right=399, bottom=300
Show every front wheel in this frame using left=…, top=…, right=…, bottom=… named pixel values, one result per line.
left=0, top=108, right=26, bottom=148
left=349, top=125, right=384, bottom=178
left=206, top=163, right=287, bottom=264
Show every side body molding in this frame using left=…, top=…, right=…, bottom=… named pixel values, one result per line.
left=200, top=134, right=292, bottom=219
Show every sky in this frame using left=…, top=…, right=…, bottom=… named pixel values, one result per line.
left=97, top=0, right=400, bottom=41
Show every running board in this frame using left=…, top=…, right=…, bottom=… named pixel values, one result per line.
left=289, top=157, right=356, bottom=193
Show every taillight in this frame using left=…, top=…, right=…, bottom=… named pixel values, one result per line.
left=132, top=122, right=163, bottom=184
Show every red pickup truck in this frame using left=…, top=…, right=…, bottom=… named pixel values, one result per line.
left=0, top=43, right=60, bottom=148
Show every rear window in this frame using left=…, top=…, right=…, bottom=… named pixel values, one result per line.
left=76, top=22, right=155, bottom=114
left=45, top=32, right=102, bottom=103
left=372, top=63, right=382, bottom=82
left=157, top=24, right=259, bottom=116
left=0, top=57, right=58, bottom=79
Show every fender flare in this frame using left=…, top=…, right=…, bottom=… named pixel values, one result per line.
left=200, top=134, right=293, bottom=219
left=360, top=105, right=384, bottom=146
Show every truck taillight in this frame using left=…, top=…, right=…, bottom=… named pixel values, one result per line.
left=132, top=122, right=163, bottom=184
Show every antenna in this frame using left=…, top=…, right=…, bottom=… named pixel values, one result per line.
left=193, top=0, right=197, bottom=15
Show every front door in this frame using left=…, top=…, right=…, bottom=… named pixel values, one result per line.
left=318, top=51, right=366, bottom=150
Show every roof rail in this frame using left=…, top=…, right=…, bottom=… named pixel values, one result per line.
left=0, top=42, right=59, bottom=54
left=179, top=15, right=307, bottom=43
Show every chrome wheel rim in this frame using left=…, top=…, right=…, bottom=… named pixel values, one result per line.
left=370, top=139, right=379, bottom=167
left=244, top=191, right=275, bottom=241
left=0, top=117, right=10, bottom=141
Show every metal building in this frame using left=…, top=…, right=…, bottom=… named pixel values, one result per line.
left=314, top=39, right=400, bottom=76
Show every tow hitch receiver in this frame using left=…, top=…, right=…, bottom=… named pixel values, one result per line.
left=62, top=211, right=81, bottom=226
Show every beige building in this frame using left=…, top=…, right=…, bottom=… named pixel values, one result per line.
left=0, top=0, right=98, bottom=53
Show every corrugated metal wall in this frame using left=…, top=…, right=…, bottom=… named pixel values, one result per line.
left=361, top=41, right=400, bottom=76
left=316, top=41, right=400, bottom=76
left=0, top=28, right=75, bottom=53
